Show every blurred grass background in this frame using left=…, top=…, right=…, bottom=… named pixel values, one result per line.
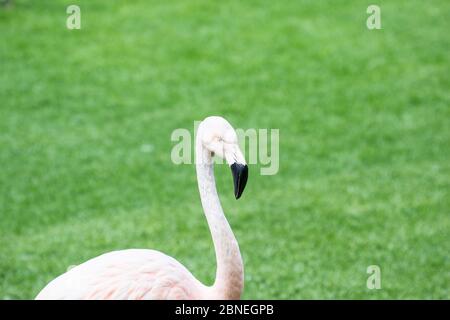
left=0, top=0, right=449, bottom=299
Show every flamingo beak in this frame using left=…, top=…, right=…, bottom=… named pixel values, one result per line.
left=231, top=163, right=248, bottom=199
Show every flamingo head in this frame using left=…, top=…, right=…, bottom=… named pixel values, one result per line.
left=199, top=116, right=248, bottom=199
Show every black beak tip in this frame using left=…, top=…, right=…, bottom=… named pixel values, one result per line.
left=231, top=163, right=248, bottom=199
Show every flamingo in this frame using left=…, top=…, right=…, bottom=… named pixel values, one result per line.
left=35, top=116, right=249, bottom=300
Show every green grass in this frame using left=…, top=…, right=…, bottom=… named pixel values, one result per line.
left=1, top=0, right=449, bottom=299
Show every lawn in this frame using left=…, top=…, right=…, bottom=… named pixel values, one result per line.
left=0, top=0, right=449, bottom=299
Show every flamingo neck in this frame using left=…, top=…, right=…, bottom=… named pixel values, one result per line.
left=195, top=129, right=244, bottom=300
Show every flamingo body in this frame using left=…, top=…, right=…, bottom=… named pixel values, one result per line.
left=35, top=116, right=248, bottom=300
left=36, top=249, right=207, bottom=300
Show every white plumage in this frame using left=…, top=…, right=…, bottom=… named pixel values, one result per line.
left=36, top=116, right=249, bottom=300
left=36, top=249, right=207, bottom=299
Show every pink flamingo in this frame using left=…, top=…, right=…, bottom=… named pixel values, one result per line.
left=35, top=116, right=248, bottom=300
